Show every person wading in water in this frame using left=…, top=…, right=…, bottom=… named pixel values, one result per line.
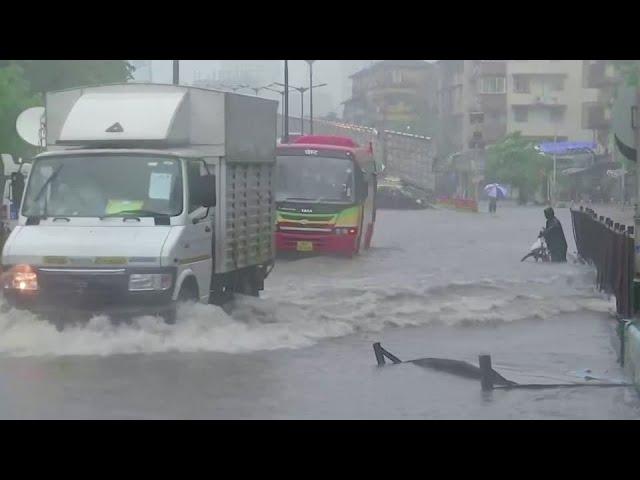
left=540, top=207, right=568, bottom=262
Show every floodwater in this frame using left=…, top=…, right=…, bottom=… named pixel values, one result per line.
left=0, top=205, right=638, bottom=419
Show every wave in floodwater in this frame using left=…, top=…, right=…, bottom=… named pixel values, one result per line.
left=0, top=270, right=611, bottom=358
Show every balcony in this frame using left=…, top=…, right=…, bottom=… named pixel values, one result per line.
left=509, top=92, right=567, bottom=107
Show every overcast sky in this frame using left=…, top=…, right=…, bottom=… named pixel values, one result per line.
left=140, top=60, right=433, bottom=117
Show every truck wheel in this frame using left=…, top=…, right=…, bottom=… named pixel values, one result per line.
left=238, top=273, right=260, bottom=297
left=164, top=279, right=199, bottom=324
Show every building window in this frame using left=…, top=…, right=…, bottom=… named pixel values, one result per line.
left=392, top=70, right=403, bottom=84
left=479, top=76, right=506, bottom=94
left=514, top=106, right=528, bottom=123
left=513, top=75, right=530, bottom=93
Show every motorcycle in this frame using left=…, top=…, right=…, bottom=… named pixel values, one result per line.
left=521, top=231, right=551, bottom=262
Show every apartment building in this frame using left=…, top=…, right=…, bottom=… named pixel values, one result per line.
left=435, top=60, right=508, bottom=197
left=339, top=61, right=376, bottom=115
left=342, top=60, right=437, bottom=136
left=436, top=60, right=507, bottom=158
left=506, top=60, right=598, bottom=145
left=582, top=60, right=620, bottom=152
left=436, top=60, right=604, bottom=153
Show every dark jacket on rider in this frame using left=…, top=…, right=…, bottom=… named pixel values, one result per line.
left=541, top=207, right=567, bottom=262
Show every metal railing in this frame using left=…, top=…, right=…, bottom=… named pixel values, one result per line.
left=571, top=206, right=635, bottom=317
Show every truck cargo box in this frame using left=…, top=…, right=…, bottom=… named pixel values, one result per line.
left=45, top=83, right=277, bottom=164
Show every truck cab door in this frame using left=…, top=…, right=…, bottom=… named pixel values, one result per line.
left=182, top=159, right=215, bottom=302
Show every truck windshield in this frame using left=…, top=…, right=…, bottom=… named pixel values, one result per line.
left=276, top=155, right=355, bottom=203
left=22, top=155, right=183, bottom=218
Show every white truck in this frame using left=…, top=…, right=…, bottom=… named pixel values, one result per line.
left=1, top=83, right=277, bottom=324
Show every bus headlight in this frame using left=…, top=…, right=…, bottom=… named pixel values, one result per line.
left=3, top=264, right=38, bottom=291
left=128, top=273, right=172, bottom=291
left=334, top=227, right=358, bottom=236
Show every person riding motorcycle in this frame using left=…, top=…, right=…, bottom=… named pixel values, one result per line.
left=539, top=207, right=567, bottom=262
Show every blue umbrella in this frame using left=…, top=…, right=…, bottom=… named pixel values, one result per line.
left=484, top=183, right=507, bottom=199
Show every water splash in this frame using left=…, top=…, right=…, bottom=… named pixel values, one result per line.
left=0, top=270, right=610, bottom=358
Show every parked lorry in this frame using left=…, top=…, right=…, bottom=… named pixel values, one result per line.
left=1, top=83, right=278, bottom=324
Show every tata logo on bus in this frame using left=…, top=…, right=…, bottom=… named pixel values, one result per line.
left=300, top=209, right=313, bottom=213
left=304, top=149, right=319, bottom=156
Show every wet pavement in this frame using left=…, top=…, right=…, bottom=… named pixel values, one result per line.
left=0, top=205, right=638, bottom=419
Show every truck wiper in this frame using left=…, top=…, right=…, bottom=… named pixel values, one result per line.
left=283, top=197, right=321, bottom=202
left=32, top=164, right=65, bottom=218
left=100, top=209, right=170, bottom=219
left=34, top=165, right=64, bottom=203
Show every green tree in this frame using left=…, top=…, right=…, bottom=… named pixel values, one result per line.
left=0, top=64, right=42, bottom=159
left=0, top=60, right=134, bottom=157
left=14, top=60, right=134, bottom=94
left=486, top=132, right=551, bottom=205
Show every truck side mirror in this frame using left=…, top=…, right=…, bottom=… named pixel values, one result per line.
left=192, top=174, right=216, bottom=208
left=201, top=175, right=216, bottom=208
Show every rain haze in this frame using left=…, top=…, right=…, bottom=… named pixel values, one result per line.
left=0, top=59, right=638, bottom=419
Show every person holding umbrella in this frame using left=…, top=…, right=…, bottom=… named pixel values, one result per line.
left=484, top=183, right=507, bottom=213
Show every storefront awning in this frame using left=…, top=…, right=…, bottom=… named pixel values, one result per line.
left=536, top=141, right=596, bottom=156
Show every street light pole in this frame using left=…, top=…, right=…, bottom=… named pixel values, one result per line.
left=552, top=120, right=558, bottom=207
left=306, top=60, right=316, bottom=133
left=284, top=60, right=289, bottom=144
left=172, top=60, right=179, bottom=85
left=275, top=82, right=327, bottom=136
left=634, top=60, right=640, bottom=289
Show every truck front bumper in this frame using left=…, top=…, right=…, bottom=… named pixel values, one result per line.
left=2, top=266, right=176, bottom=321
left=276, top=231, right=358, bottom=255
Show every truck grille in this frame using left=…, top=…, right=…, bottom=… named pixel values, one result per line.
left=37, top=268, right=128, bottom=308
left=279, top=213, right=335, bottom=223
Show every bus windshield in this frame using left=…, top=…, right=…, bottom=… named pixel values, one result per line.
left=22, top=154, right=183, bottom=218
left=276, top=155, right=355, bottom=203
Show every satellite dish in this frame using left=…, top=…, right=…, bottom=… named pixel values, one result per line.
left=16, top=106, right=45, bottom=147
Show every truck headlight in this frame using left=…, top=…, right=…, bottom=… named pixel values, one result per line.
left=3, top=264, right=38, bottom=291
left=128, top=273, right=172, bottom=291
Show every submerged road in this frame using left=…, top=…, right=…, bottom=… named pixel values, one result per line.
left=0, top=205, right=638, bottom=419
